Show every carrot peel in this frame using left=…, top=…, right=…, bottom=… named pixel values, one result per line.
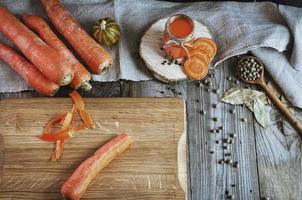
left=69, top=90, right=93, bottom=128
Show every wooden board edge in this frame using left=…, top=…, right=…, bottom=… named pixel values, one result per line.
left=178, top=100, right=188, bottom=199
left=0, top=134, right=3, bottom=184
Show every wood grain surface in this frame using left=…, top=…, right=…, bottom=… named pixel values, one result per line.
left=0, top=98, right=186, bottom=199
left=1, top=58, right=302, bottom=200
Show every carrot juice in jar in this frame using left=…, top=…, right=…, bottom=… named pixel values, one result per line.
left=163, top=14, right=195, bottom=59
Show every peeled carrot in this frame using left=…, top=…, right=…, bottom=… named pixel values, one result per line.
left=61, top=133, right=132, bottom=200
left=21, top=14, right=92, bottom=91
left=41, top=0, right=112, bottom=74
left=0, top=6, right=74, bottom=86
left=0, top=42, right=59, bottom=96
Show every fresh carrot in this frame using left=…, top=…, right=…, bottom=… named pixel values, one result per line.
left=0, top=6, right=74, bottom=86
left=21, top=14, right=92, bottom=91
left=41, top=0, right=112, bottom=74
left=184, top=56, right=208, bottom=80
left=0, top=42, right=59, bottom=96
left=61, top=133, right=132, bottom=200
left=69, top=90, right=94, bottom=129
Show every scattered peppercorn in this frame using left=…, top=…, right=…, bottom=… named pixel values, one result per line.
left=200, top=110, right=206, bottom=115
left=160, top=47, right=164, bottom=50
left=241, top=118, right=247, bottom=122
left=218, top=159, right=225, bottom=164
left=233, top=162, right=239, bottom=168
left=213, top=117, right=218, bottom=122
left=212, top=104, right=217, bottom=108
left=196, top=99, right=200, bottom=103
left=216, top=140, right=222, bottom=144
left=210, top=150, right=214, bottom=154
left=229, top=109, right=235, bottom=114
left=231, top=184, right=236, bottom=188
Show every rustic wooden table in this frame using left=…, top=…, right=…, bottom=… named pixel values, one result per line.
left=1, top=57, right=301, bottom=200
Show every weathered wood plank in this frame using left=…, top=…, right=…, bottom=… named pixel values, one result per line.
left=186, top=58, right=260, bottom=200
left=0, top=81, right=120, bottom=100
left=254, top=106, right=302, bottom=200
left=120, top=58, right=261, bottom=200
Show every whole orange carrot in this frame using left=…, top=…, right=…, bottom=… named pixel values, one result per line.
left=0, top=42, right=59, bottom=96
left=0, top=6, right=74, bottom=86
left=21, top=14, right=92, bottom=91
left=61, top=133, right=132, bottom=200
left=41, top=0, right=112, bottom=74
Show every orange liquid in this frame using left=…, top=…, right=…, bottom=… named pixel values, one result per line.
left=163, top=16, right=194, bottom=59
left=169, top=17, right=193, bottom=38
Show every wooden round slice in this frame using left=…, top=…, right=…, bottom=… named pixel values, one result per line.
left=140, top=18, right=212, bottom=82
left=184, top=57, right=208, bottom=80
left=192, top=38, right=217, bottom=59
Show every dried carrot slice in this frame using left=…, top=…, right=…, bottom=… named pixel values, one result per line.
left=69, top=90, right=93, bottom=129
left=184, top=56, right=208, bottom=80
left=188, top=49, right=210, bottom=64
left=192, top=38, right=217, bottom=58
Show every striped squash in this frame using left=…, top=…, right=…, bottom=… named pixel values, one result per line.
left=93, top=18, right=120, bottom=46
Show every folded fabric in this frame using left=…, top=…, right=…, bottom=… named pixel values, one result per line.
left=117, top=0, right=302, bottom=107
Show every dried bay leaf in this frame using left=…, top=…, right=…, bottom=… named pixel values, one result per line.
left=221, top=87, right=271, bottom=127
left=220, top=87, right=265, bottom=110
left=253, top=98, right=271, bottom=127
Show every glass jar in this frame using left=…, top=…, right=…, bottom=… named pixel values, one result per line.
left=163, top=14, right=195, bottom=59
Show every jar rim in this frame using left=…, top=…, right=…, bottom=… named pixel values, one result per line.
left=165, top=14, right=195, bottom=43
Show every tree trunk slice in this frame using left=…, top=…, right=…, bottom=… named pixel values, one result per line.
left=140, top=18, right=212, bottom=82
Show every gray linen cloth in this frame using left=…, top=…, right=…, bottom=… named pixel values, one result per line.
left=0, top=0, right=301, bottom=108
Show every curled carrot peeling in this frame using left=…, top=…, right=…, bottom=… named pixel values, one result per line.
left=40, top=91, right=94, bottom=161
left=40, top=130, right=74, bottom=142
left=51, top=140, right=65, bottom=161
left=69, top=90, right=94, bottom=129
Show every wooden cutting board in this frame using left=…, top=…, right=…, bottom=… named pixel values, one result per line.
left=0, top=98, right=187, bottom=200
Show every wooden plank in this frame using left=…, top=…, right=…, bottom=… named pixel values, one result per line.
left=254, top=107, right=302, bottom=200
left=0, top=98, right=185, bottom=199
left=121, top=58, right=261, bottom=200
left=0, top=81, right=121, bottom=100
left=186, top=58, right=260, bottom=200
